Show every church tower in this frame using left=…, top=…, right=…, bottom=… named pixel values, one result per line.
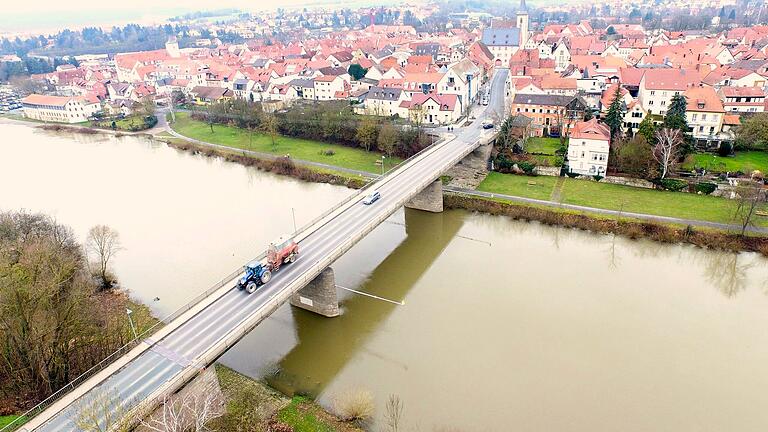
left=516, top=0, right=529, bottom=48
left=165, top=36, right=181, bottom=58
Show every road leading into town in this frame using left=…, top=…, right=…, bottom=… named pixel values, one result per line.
left=25, top=69, right=509, bottom=432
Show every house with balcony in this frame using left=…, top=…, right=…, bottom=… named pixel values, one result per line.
left=684, top=86, right=729, bottom=148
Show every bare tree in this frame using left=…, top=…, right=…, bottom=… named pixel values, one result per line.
left=86, top=225, right=122, bottom=289
left=377, top=122, right=398, bottom=158
left=72, top=388, right=132, bottom=432
left=139, top=390, right=222, bottom=432
left=261, top=112, right=279, bottom=148
left=383, top=394, right=404, bottom=432
left=733, top=180, right=767, bottom=236
left=653, top=127, right=683, bottom=179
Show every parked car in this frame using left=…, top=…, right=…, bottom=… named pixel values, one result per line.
left=362, top=190, right=381, bottom=205
left=482, top=121, right=494, bottom=129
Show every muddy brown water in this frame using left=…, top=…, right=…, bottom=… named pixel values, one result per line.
left=3, top=124, right=768, bottom=431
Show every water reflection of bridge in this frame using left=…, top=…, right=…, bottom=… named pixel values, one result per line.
left=269, top=208, right=465, bottom=396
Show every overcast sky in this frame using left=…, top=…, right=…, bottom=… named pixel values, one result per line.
left=0, top=0, right=396, bottom=34
left=2, top=0, right=393, bottom=14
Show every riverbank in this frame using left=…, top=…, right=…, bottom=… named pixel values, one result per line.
left=478, top=171, right=768, bottom=228
left=212, top=365, right=364, bottom=432
left=445, top=194, right=768, bottom=255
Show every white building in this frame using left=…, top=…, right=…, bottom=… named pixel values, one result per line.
left=638, top=69, right=696, bottom=116
left=21, top=94, right=101, bottom=123
left=567, top=119, right=611, bottom=176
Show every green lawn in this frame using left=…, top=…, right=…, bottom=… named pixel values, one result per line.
left=277, top=397, right=336, bottom=432
left=561, top=178, right=768, bottom=226
left=478, top=172, right=558, bottom=200
left=526, top=137, right=563, bottom=155
left=478, top=172, right=768, bottom=226
left=171, top=112, right=400, bottom=174
left=682, top=151, right=768, bottom=174
left=0, top=415, right=26, bottom=430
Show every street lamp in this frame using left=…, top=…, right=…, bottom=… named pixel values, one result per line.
left=466, top=73, right=473, bottom=118
left=291, top=207, right=297, bottom=232
left=381, top=156, right=386, bottom=176
left=126, top=308, right=138, bottom=340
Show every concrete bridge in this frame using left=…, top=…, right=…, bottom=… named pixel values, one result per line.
left=20, top=68, right=509, bottom=432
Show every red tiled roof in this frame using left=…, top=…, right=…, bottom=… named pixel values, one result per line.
left=684, top=86, right=724, bottom=112
left=570, top=118, right=610, bottom=141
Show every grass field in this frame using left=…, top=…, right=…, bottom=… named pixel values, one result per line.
left=526, top=137, right=563, bottom=155
left=170, top=113, right=400, bottom=173
left=0, top=415, right=25, bottom=429
left=277, top=397, right=337, bottom=432
left=682, top=151, right=768, bottom=174
left=525, top=137, right=564, bottom=167
left=477, top=172, right=558, bottom=200
left=478, top=172, right=768, bottom=226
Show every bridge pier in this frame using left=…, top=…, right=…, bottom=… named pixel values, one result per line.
left=405, top=179, right=443, bottom=213
left=290, top=267, right=340, bottom=317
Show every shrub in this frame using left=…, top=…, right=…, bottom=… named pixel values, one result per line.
left=319, top=149, right=336, bottom=156
left=566, top=171, right=579, bottom=178
left=593, top=175, right=604, bottom=181
left=271, top=156, right=296, bottom=175
left=694, top=182, right=717, bottom=195
left=517, top=161, right=536, bottom=175
left=717, top=141, right=732, bottom=157
left=332, top=388, right=374, bottom=422
left=659, top=178, right=688, bottom=191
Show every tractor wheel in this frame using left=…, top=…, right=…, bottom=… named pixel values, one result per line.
left=260, top=270, right=272, bottom=284
left=245, top=281, right=258, bottom=294
left=287, top=254, right=296, bottom=263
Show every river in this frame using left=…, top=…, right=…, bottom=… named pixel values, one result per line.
left=3, top=124, right=768, bottom=431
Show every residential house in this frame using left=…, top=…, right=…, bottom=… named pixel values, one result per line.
left=289, top=79, right=317, bottom=100
left=718, top=86, right=766, bottom=113
left=359, top=86, right=408, bottom=117
left=638, top=69, right=697, bottom=116
left=314, top=74, right=350, bottom=100
left=189, top=86, right=233, bottom=105
left=511, top=93, right=587, bottom=136
left=567, top=119, right=610, bottom=176
left=405, top=93, right=462, bottom=125
left=684, top=86, right=727, bottom=147
left=437, top=59, right=482, bottom=106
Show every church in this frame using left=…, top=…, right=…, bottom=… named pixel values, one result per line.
left=480, top=0, right=529, bottom=66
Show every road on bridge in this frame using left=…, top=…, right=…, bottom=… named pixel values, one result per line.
left=26, top=68, right=509, bottom=432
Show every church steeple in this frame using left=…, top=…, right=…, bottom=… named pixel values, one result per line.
left=516, top=0, right=529, bottom=47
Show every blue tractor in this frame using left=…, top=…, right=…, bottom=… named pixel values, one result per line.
left=236, top=261, right=273, bottom=294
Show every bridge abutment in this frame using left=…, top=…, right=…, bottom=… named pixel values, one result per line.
left=290, top=267, right=340, bottom=317
left=405, top=179, right=443, bottom=213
